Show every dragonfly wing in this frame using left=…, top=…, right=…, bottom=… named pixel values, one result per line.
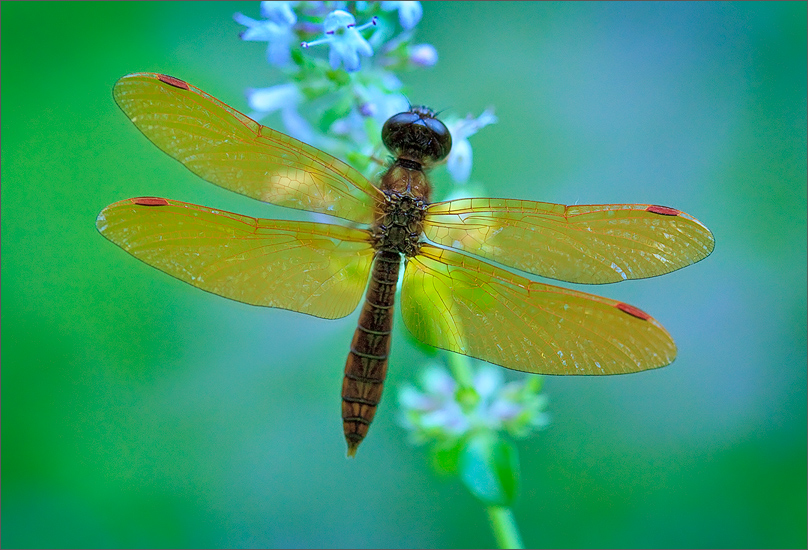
left=401, top=245, right=676, bottom=374
left=113, top=73, right=382, bottom=224
left=97, top=198, right=375, bottom=319
left=424, top=199, right=714, bottom=284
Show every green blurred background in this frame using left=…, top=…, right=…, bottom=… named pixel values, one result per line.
left=2, top=2, right=806, bottom=548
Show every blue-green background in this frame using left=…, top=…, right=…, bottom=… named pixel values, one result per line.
left=3, top=2, right=806, bottom=548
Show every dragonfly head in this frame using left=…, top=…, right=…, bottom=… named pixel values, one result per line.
left=382, top=106, right=452, bottom=165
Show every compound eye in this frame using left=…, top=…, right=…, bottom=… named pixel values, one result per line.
left=381, top=112, right=419, bottom=153
left=381, top=110, right=453, bottom=162
left=424, top=118, right=451, bottom=162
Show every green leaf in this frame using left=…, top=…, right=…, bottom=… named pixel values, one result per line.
left=318, top=95, right=354, bottom=133
left=460, top=434, right=521, bottom=507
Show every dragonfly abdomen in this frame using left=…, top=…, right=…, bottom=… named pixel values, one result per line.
left=342, top=250, right=401, bottom=457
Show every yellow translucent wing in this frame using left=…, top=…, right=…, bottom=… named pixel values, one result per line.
left=97, top=197, right=375, bottom=319
left=424, top=199, right=714, bottom=284
left=113, top=73, right=382, bottom=224
left=402, top=245, right=676, bottom=374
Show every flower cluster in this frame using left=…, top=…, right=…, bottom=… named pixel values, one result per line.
left=399, top=363, right=550, bottom=447
left=233, top=1, right=494, bottom=184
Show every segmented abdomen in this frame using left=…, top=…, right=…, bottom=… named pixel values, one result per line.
left=342, top=250, right=400, bottom=457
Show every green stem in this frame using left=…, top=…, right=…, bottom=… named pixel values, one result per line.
left=447, top=349, right=474, bottom=388
left=486, top=506, right=524, bottom=549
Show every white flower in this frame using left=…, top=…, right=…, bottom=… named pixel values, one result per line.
left=301, top=10, right=377, bottom=72
left=400, top=366, right=470, bottom=441
left=359, top=82, right=409, bottom=124
left=244, top=83, right=316, bottom=144
left=330, top=110, right=368, bottom=147
left=260, top=1, right=296, bottom=26
left=245, top=82, right=300, bottom=113
left=330, top=82, right=409, bottom=156
left=234, top=1, right=298, bottom=66
left=381, top=1, right=423, bottom=30
left=446, top=108, right=498, bottom=183
left=409, top=43, right=438, bottom=67
left=399, top=364, right=548, bottom=444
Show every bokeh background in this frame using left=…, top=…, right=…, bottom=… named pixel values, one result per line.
left=3, top=2, right=806, bottom=548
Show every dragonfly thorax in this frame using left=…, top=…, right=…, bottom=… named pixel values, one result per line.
left=372, top=191, right=426, bottom=257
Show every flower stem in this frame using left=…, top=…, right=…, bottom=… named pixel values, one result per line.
left=486, top=506, right=524, bottom=549
left=447, top=349, right=474, bottom=389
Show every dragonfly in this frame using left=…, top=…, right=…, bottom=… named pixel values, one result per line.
left=98, top=73, right=714, bottom=456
